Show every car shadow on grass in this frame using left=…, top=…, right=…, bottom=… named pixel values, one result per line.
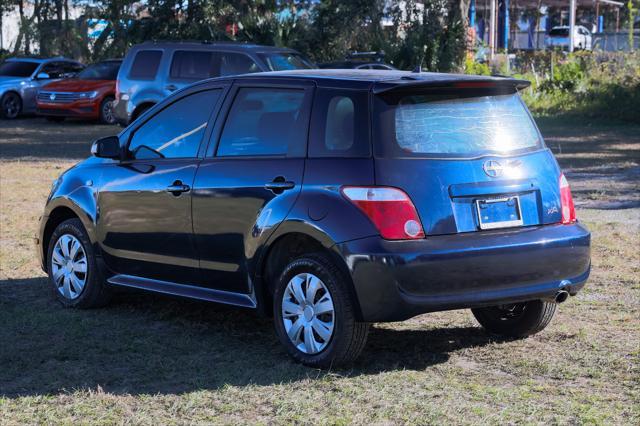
left=0, top=277, right=507, bottom=398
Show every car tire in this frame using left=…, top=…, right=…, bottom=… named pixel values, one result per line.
left=471, top=300, right=556, bottom=338
left=47, top=218, right=111, bottom=309
left=0, top=92, right=22, bottom=119
left=273, top=253, right=369, bottom=368
left=45, top=116, right=66, bottom=122
left=99, top=96, right=116, bottom=124
left=131, top=104, right=152, bottom=123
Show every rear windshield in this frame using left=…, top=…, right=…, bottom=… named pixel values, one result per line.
left=0, top=61, right=39, bottom=77
left=374, top=92, right=541, bottom=157
left=549, top=28, right=569, bottom=36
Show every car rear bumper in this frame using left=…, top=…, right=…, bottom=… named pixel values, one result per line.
left=111, top=99, right=131, bottom=126
left=36, top=101, right=100, bottom=119
left=336, top=223, right=591, bottom=322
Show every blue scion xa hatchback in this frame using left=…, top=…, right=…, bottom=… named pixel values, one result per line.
left=37, top=70, right=591, bottom=368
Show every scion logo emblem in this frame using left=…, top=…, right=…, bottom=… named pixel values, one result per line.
left=483, top=160, right=504, bottom=178
left=49, top=93, right=56, bottom=101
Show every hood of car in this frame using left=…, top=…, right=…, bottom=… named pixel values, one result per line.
left=0, top=76, right=28, bottom=86
left=42, top=79, right=113, bottom=92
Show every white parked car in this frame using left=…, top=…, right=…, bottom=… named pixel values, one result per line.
left=546, top=26, right=592, bottom=51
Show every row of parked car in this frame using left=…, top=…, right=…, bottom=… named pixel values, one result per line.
left=0, top=42, right=396, bottom=125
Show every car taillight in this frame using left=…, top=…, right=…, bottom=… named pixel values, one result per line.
left=115, top=80, right=121, bottom=101
left=559, top=173, right=576, bottom=224
left=341, top=186, right=425, bottom=240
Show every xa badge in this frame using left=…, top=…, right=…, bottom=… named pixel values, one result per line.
left=483, top=160, right=503, bottom=178
left=49, top=93, right=56, bottom=101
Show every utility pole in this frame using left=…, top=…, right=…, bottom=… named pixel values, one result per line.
left=569, top=0, right=576, bottom=52
left=630, top=0, right=636, bottom=51
left=490, top=0, right=496, bottom=58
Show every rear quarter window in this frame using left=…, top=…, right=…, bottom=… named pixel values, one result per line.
left=374, top=92, right=542, bottom=158
left=129, top=50, right=162, bottom=80
left=309, top=88, right=370, bottom=158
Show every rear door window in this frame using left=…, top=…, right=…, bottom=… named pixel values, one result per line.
left=375, top=92, right=541, bottom=157
left=170, top=50, right=217, bottom=80
left=216, top=87, right=307, bottom=157
left=129, top=50, right=162, bottom=80
left=128, top=89, right=221, bottom=159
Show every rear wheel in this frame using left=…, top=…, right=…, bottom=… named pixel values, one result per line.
left=273, top=253, right=369, bottom=368
left=1, top=92, right=22, bottom=119
left=471, top=300, right=556, bottom=338
left=99, top=96, right=116, bottom=124
left=47, top=218, right=111, bottom=308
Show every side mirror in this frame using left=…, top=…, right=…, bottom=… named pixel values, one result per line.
left=36, top=72, right=50, bottom=80
left=91, top=136, right=121, bottom=159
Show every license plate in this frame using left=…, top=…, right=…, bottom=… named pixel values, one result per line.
left=476, top=196, right=523, bottom=230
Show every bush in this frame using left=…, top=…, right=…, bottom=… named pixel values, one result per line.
left=464, top=57, right=491, bottom=75
left=516, top=51, right=640, bottom=123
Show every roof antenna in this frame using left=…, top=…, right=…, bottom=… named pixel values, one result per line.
left=412, top=64, right=422, bottom=73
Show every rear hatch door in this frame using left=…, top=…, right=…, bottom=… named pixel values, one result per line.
left=372, top=82, right=563, bottom=235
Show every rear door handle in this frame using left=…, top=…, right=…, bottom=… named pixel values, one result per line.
left=265, top=179, right=295, bottom=193
left=165, top=84, right=178, bottom=92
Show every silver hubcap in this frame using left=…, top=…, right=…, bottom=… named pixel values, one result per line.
left=51, top=234, right=87, bottom=300
left=103, top=100, right=115, bottom=123
left=282, top=272, right=335, bottom=354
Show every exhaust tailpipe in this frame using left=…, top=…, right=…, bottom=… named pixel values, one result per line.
left=554, top=290, right=569, bottom=304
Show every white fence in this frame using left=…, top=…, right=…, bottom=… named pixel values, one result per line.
left=509, top=31, right=639, bottom=52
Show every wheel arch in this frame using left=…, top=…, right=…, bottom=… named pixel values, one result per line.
left=42, top=195, right=98, bottom=269
left=130, top=101, right=156, bottom=122
left=42, top=206, right=81, bottom=270
left=255, top=227, right=364, bottom=321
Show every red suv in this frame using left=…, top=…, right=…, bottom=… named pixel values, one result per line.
left=36, top=60, right=121, bottom=124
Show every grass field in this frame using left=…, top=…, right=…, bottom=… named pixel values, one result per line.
left=1, top=117, right=639, bottom=424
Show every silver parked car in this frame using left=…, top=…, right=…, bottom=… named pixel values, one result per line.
left=0, top=57, right=84, bottom=119
left=545, top=26, right=593, bottom=51
left=112, top=41, right=315, bottom=126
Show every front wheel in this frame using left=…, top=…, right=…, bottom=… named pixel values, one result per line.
left=47, top=218, right=111, bottom=308
left=99, top=96, right=116, bottom=124
left=0, top=92, right=22, bottom=119
left=471, top=300, right=556, bottom=338
left=273, top=253, right=369, bottom=368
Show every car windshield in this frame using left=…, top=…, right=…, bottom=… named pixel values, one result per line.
left=376, top=92, right=541, bottom=157
left=77, top=62, right=121, bottom=80
left=549, top=28, right=569, bottom=36
left=0, top=61, right=39, bottom=77
left=259, top=52, right=314, bottom=71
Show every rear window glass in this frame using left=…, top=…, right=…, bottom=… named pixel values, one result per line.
left=309, top=88, right=370, bottom=158
left=170, top=51, right=217, bottom=80
left=379, top=93, right=540, bottom=157
left=129, top=50, right=162, bottom=79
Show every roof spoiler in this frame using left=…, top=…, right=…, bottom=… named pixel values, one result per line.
left=372, top=77, right=531, bottom=94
